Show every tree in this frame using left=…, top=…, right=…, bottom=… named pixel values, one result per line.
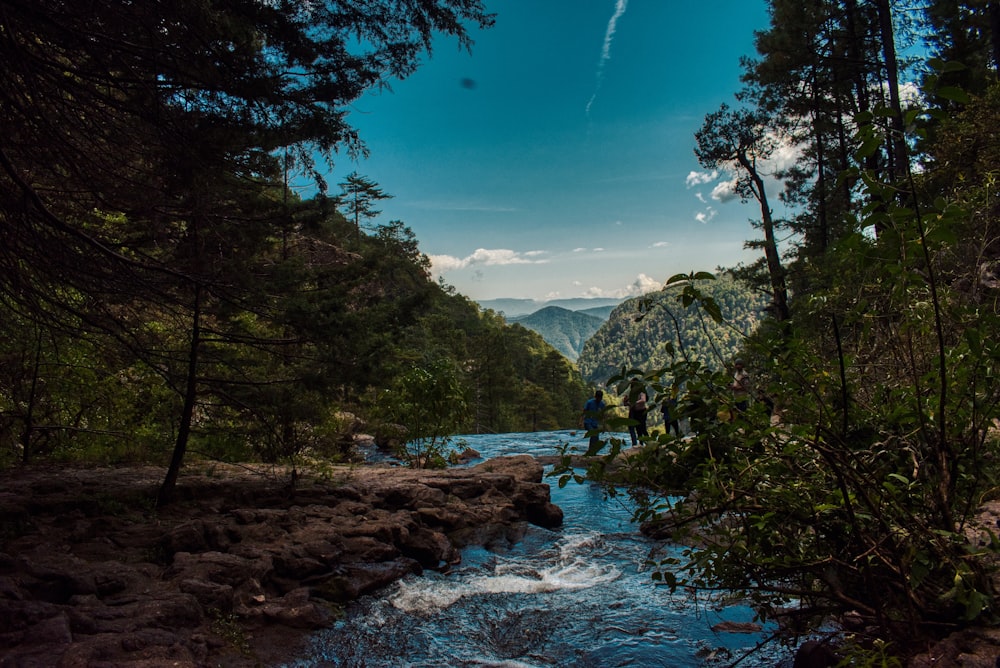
left=338, top=172, right=393, bottom=241
left=378, top=359, right=467, bottom=468
left=743, top=0, right=914, bottom=271
left=923, top=0, right=1000, bottom=93
left=695, top=104, right=790, bottom=321
left=576, top=2, right=1000, bottom=654
left=566, top=4, right=1000, bottom=661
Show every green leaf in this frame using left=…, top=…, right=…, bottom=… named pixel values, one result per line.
left=665, top=273, right=691, bottom=285
left=965, top=328, right=982, bottom=356
left=936, top=86, right=971, bottom=104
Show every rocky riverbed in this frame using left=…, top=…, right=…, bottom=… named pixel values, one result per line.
left=0, top=456, right=562, bottom=666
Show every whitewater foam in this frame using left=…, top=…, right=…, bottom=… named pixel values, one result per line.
left=389, top=531, right=621, bottom=614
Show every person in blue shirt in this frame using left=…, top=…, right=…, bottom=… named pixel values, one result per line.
left=582, top=389, right=605, bottom=452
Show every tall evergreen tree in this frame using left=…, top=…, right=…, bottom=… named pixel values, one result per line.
left=923, top=0, right=1000, bottom=92
left=338, top=172, right=393, bottom=241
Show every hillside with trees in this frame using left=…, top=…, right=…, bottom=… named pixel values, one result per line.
left=507, top=306, right=604, bottom=362
left=577, top=275, right=769, bottom=386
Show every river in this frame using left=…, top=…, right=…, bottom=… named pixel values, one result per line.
left=284, top=430, right=792, bottom=667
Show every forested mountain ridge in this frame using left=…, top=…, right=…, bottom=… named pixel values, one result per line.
left=507, top=306, right=604, bottom=361
left=576, top=305, right=617, bottom=320
left=477, top=297, right=622, bottom=318
left=577, top=276, right=769, bottom=386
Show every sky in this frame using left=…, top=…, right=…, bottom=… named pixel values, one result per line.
left=319, top=0, right=777, bottom=302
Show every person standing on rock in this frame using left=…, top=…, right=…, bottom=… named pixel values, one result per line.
left=730, top=359, right=750, bottom=416
left=582, top=389, right=606, bottom=453
left=622, top=377, right=648, bottom=446
left=661, top=382, right=681, bottom=437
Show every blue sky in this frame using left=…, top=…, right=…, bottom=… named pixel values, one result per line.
left=322, top=1, right=774, bottom=301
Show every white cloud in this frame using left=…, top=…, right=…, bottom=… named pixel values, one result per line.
left=582, top=273, right=662, bottom=299
left=689, top=130, right=802, bottom=210
left=429, top=254, right=467, bottom=273
left=695, top=206, right=717, bottom=224
left=652, top=241, right=670, bottom=248
left=897, top=81, right=922, bottom=108
left=711, top=179, right=739, bottom=203
left=767, top=139, right=801, bottom=173
left=585, top=0, right=629, bottom=117
left=429, top=248, right=549, bottom=274
left=572, top=247, right=587, bottom=253
left=686, top=170, right=719, bottom=188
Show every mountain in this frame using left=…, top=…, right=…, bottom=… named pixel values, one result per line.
left=474, top=298, right=539, bottom=317
left=576, top=304, right=617, bottom=320
left=477, top=297, right=622, bottom=318
left=577, top=277, right=770, bottom=385
left=507, top=306, right=604, bottom=361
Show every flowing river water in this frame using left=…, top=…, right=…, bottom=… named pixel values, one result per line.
left=285, top=430, right=793, bottom=667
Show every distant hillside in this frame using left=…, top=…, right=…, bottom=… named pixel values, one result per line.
left=477, top=297, right=622, bottom=318
left=577, top=277, right=770, bottom=385
left=576, top=305, right=617, bottom=320
left=508, top=306, right=604, bottom=361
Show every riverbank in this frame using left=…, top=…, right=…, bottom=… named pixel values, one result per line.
left=0, top=457, right=562, bottom=666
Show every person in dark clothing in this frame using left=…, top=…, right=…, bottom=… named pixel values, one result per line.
left=623, top=377, right=648, bottom=446
left=582, top=389, right=606, bottom=452
left=661, top=385, right=681, bottom=437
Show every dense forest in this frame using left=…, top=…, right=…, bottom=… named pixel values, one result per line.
left=0, top=0, right=587, bottom=501
left=577, top=275, right=769, bottom=386
left=555, top=0, right=1000, bottom=662
left=507, top=306, right=605, bottom=362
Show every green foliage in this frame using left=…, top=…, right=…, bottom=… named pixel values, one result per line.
left=376, top=359, right=466, bottom=469
left=578, top=274, right=769, bottom=388
left=209, top=609, right=252, bottom=657
left=508, top=306, right=604, bottom=361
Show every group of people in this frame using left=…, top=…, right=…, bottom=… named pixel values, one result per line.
left=581, top=359, right=751, bottom=449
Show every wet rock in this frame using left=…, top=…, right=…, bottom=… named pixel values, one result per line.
left=312, top=559, right=422, bottom=604
left=710, top=620, right=762, bottom=633
left=793, top=639, right=841, bottom=668
left=907, top=626, right=1000, bottom=667
left=0, top=457, right=562, bottom=665
left=399, top=526, right=460, bottom=569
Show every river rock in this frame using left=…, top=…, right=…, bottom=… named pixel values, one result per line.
left=0, top=456, right=562, bottom=666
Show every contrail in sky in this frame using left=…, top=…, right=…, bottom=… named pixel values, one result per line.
left=585, top=0, right=629, bottom=118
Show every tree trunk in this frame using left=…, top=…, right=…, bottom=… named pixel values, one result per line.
left=20, top=331, right=43, bottom=463
left=876, top=0, right=908, bottom=185
left=990, top=1, right=1000, bottom=76
left=739, top=153, right=790, bottom=321
left=157, top=283, right=202, bottom=508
